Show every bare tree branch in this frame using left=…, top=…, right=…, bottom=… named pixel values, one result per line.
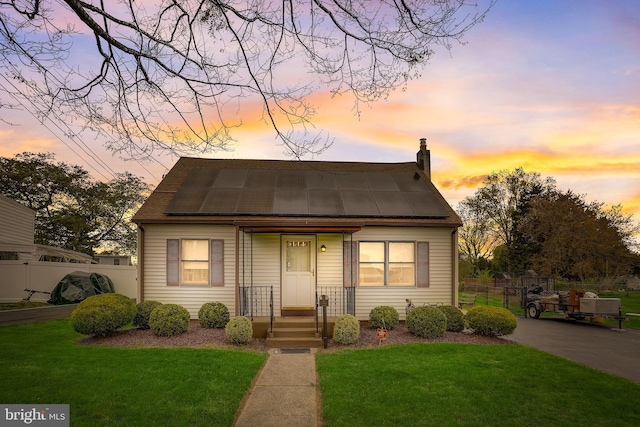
left=0, top=0, right=495, bottom=159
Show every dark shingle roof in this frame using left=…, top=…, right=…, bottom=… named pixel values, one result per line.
left=133, top=158, right=461, bottom=227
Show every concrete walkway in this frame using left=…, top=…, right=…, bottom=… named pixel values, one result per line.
left=234, top=349, right=319, bottom=427
left=501, top=317, right=640, bottom=383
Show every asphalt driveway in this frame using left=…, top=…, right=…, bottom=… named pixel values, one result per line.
left=501, top=317, right=640, bottom=383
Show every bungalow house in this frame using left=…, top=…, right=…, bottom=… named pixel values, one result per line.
left=132, top=139, right=462, bottom=340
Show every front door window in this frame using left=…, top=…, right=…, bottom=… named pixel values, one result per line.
left=286, top=240, right=311, bottom=272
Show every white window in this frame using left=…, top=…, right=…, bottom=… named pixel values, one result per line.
left=167, top=239, right=224, bottom=286
left=181, top=240, right=209, bottom=285
left=359, top=241, right=416, bottom=287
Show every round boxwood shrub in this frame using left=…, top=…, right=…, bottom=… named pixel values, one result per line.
left=368, top=305, right=399, bottom=330
left=71, top=293, right=136, bottom=337
left=333, top=314, right=360, bottom=345
left=149, top=304, right=191, bottom=337
left=198, top=302, right=230, bottom=328
left=133, top=300, right=163, bottom=330
left=437, top=305, right=465, bottom=332
left=225, top=316, right=253, bottom=344
left=406, top=306, right=447, bottom=339
left=464, top=306, right=517, bottom=336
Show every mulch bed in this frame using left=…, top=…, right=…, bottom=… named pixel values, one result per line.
left=78, top=321, right=509, bottom=353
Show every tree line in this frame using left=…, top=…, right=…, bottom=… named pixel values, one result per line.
left=457, top=168, right=640, bottom=282
left=0, top=153, right=149, bottom=257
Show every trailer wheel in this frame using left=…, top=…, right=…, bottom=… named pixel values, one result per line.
left=527, top=304, right=541, bottom=319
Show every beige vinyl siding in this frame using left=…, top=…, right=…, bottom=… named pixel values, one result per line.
left=142, top=224, right=236, bottom=318
left=317, top=234, right=344, bottom=288
left=239, top=232, right=281, bottom=316
left=352, top=226, right=455, bottom=320
left=0, top=195, right=36, bottom=245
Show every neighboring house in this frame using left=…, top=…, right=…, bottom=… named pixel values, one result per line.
left=0, top=194, right=137, bottom=302
left=132, top=139, right=462, bottom=320
left=0, top=193, right=37, bottom=261
left=0, top=194, right=93, bottom=263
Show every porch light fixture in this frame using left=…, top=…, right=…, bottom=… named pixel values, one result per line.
left=320, top=244, right=327, bottom=252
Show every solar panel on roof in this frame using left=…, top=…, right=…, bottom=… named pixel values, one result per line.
left=309, top=189, right=344, bottom=215
left=372, top=192, right=414, bottom=216
left=164, top=187, right=209, bottom=213
left=277, top=169, right=307, bottom=190
left=337, top=172, right=368, bottom=190
left=307, top=171, right=338, bottom=189
left=404, top=191, right=448, bottom=217
left=245, top=169, right=276, bottom=189
left=273, top=188, right=308, bottom=214
left=181, top=168, right=219, bottom=187
left=200, top=189, right=240, bottom=213
left=236, top=188, right=275, bottom=213
left=341, top=190, right=379, bottom=216
left=364, top=172, right=399, bottom=191
left=164, top=167, right=449, bottom=218
left=213, top=169, right=247, bottom=188
left=392, top=172, right=427, bottom=192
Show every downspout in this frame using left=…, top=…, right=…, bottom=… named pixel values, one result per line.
left=235, top=225, right=240, bottom=316
left=451, top=228, right=459, bottom=307
left=137, top=225, right=145, bottom=304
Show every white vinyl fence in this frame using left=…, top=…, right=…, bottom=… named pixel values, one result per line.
left=0, top=260, right=137, bottom=302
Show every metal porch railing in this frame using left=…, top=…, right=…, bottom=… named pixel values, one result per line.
left=239, top=286, right=274, bottom=333
left=315, top=287, right=356, bottom=333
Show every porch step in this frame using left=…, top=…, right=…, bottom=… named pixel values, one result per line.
left=266, top=336, right=324, bottom=348
left=266, top=317, right=323, bottom=348
left=270, top=327, right=319, bottom=338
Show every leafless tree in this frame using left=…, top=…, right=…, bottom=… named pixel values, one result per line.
left=456, top=199, right=499, bottom=264
left=0, top=0, right=495, bottom=159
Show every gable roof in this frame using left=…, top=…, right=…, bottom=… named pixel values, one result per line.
left=133, top=157, right=461, bottom=228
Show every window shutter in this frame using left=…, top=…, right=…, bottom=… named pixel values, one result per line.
left=210, top=239, right=224, bottom=286
left=167, top=239, right=180, bottom=286
left=416, top=241, right=429, bottom=288
left=343, top=241, right=357, bottom=287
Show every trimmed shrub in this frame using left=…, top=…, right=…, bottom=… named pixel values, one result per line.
left=406, top=306, right=447, bottom=338
left=198, top=302, right=230, bottom=328
left=333, top=314, right=360, bottom=345
left=368, top=306, right=399, bottom=330
left=225, top=316, right=253, bottom=344
left=133, top=300, right=163, bottom=329
left=437, top=305, right=465, bottom=332
left=71, top=293, right=136, bottom=337
left=149, top=304, right=191, bottom=337
left=465, top=306, right=517, bottom=336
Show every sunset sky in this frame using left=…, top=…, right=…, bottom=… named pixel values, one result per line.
left=1, top=1, right=639, bottom=225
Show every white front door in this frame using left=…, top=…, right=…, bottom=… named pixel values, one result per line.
left=282, top=236, right=316, bottom=309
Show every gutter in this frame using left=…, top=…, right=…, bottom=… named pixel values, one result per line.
left=451, top=228, right=459, bottom=306
left=137, top=225, right=145, bottom=303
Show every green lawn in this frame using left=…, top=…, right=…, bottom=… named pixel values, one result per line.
left=0, top=320, right=267, bottom=427
left=602, top=290, right=640, bottom=329
left=0, top=301, right=50, bottom=310
left=5, top=318, right=639, bottom=427
left=316, top=343, right=640, bottom=427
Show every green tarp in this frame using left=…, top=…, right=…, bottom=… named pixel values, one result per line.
left=48, top=271, right=115, bottom=305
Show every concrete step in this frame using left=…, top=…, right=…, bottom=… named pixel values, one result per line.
left=271, top=318, right=317, bottom=329
left=265, top=336, right=324, bottom=348
left=271, top=327, right=319, bottom=338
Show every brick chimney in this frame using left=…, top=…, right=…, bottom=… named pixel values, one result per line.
left=416, top=138, right=431, bottom=179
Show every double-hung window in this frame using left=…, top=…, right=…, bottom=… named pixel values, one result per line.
left=181, top=240, right=209, bottom=285
left=359, top=241, right=417, bottom=287
left=167, top=239, right=224, bottom=286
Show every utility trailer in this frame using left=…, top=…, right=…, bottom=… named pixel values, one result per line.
left=523, top=286, right=625, bottom=328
